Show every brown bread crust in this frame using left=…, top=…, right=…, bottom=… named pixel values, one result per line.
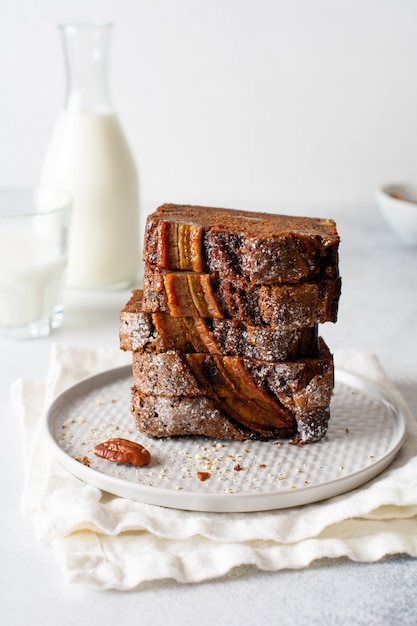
left=130, top=338, right=333, bottom=441
left=142, top=265, right=341, bottom=328
left=120, top=289, right=319, bottom=360
left=131, top=393, right=260, bottom=440
left=143, top=203, right=340, bottom=285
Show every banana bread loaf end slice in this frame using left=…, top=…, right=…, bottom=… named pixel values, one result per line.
left=143, top=203, right=340, bottom=285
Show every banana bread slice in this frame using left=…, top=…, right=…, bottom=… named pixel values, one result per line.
left=131, top=392, right=331, bottom=444
left=120, top=289, right=319, bottom=360
left=143, top=203, right=340, bottom=285
left=142, top=265, right=341, bottom=328
left=130, top=338, right=333, bottom=442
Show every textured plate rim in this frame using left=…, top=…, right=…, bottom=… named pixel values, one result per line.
left=44, top=366, right=407, bottom=513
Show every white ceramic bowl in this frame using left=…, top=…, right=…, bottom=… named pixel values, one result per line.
left=375, top=183, right=417, bottom=245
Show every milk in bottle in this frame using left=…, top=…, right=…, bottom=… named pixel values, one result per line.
left=41, top=23, right=139, bottom=289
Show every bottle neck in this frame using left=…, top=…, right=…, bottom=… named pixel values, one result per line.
left=60, top=22, right=113, bottom=113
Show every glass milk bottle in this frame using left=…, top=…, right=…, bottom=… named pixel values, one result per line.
left=41, top=22, right=139, bottom=289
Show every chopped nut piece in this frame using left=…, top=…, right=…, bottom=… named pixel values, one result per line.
left=75, top=456, right=90, bottom=466
left=197, top=471, right=211, bottom=481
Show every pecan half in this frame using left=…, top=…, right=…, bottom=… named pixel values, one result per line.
left=93, top=438, right=151, bottom=467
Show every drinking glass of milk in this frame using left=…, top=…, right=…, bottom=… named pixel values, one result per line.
left=41, top=22, right=140, bottom=290
left=0, top=187, right=72, bottom=340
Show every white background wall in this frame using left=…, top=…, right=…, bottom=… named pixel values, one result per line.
left=1, top=0, right=417, bottom=215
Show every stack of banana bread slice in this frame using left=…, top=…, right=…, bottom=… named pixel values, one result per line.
left=120, top=203, right=341, bottom=444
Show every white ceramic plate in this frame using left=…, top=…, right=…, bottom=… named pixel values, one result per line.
left=45, top=366, right=406, bottom=513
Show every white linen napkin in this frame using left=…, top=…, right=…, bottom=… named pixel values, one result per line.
left=11, top=345, right=417, bottom=590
